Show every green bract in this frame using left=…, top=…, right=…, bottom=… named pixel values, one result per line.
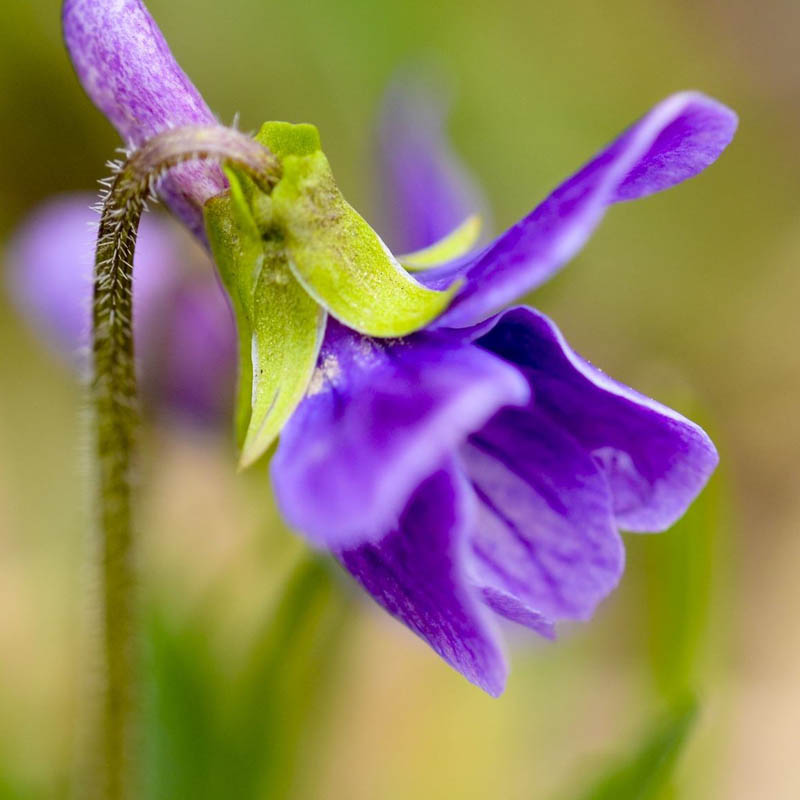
left=203, top=121, right=459, bottom=467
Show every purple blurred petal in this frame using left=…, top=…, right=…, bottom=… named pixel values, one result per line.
left=477, top=307, right=719, bottom=532
left=339, top=465, right=507, bottom=696
left=152, top=279, right=236, bottom=424
left=377, top=71, right=490, bottom=253
left=421, top=92, right=737, bottom=326
left=271, top=319, right=529, bottom=550
left=5, top=195, right=237, bottom=422
left=5, top=194, right=178, bottom=370
left=462, top=406, right=624, bottom=622
left=62, top=0, right=226, bottom=238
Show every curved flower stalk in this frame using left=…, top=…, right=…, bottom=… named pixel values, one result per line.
left=88, top=124, right=281, bottom=800
left=59, top=0, right=737, bottom=705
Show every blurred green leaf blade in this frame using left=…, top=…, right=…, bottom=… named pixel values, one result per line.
left=223, top=554, right=349, bottom=799
left=141, top=554, right=349, bottom=800
left=566, top=697, right=698, bottom=800
left=142, top=608, right=221, bottom=800
left=642, top=470, right=724, bottom=700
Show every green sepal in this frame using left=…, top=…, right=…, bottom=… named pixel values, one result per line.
left=257, top=121, right=322, bottom=160
left=203, top=178, right=260, bottom=449
left=398, top=214, right=482, bottom=270
left=259, top=122, right=459, bottom=338
left=204, top=169, right=325, bottom=469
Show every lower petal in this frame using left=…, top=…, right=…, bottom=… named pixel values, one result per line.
left=477, top=307, right=719, bottom=531
left=338, top=465, right=508, bottom=696
left=462, top=406, right=624, bottom=623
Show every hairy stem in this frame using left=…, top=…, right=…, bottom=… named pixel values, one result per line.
left=89, top=125, right=280, bottom=800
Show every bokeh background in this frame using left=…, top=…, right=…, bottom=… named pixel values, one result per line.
left=1, top=0, right=799, bottom=797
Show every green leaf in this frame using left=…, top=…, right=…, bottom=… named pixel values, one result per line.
left=398, top=214, right=482, bottom=270
left=141, top=555, right=349, bottom=800
left=565, top=697, right=698, bottom=800
left=641, top=472, right=723, bottom=700
left=223, top=554, right=350, bottom=799
left=142, top=609, right=220, bottom=800
left=260, top=122, right=459, bottom=338
left=204, top=170, right=325, bottom=468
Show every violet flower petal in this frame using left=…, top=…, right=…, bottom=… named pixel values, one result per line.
left=479, top=587, right=556, bottom=639
left=5, top=194, right=178, bottom=370
left=62, top=0, right=226, bottom=239
left=377, top=71, right=489, bottom=253
left=462, top=406, right=624, bottom=622
left=271, top=319, right=529, bottom=550
left=477, top=307, right=719, bottom=531
left=5, top=195, right=237, bottom=421
left=339, top=464, right=507, bottom=696
left=153, top=279, right=236, bottom=423
left=420, top=92, right=737, bottom=326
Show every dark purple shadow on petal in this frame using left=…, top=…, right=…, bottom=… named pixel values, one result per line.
left=339, top=465, right=508, bottom=696
left=376, top=70, right=490, bottom=253
left=62, top=0, right=226, bottom=238
left=420, top=92, right=737, bottom=326
left=271, top=319, right=530, bottom=550
left=462, top=406, right=624, bottom=623
left=476, top=307, right=719, bottom=532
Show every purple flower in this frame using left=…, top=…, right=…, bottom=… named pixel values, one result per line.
left=58, top=0, right=736, bottom=693
left=272, top=87, right=734, bottom=693
left=5, top=195, right=235, bottom=423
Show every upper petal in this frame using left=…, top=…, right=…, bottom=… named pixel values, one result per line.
left=420, top=92, right=737, bottom=326
left=271, top=319, right=530, bottom=550
left=462, top=406, right=624, bottom=624
left=62, top=0, right=226, bottom=238
left=376, top=70, right=490, bottom=253
left=476, top=307, right=719, bottom=531
left=338, top=464, right=508, bottom=696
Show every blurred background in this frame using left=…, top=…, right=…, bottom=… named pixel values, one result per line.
left=1, top=0, right=798, bottom=797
